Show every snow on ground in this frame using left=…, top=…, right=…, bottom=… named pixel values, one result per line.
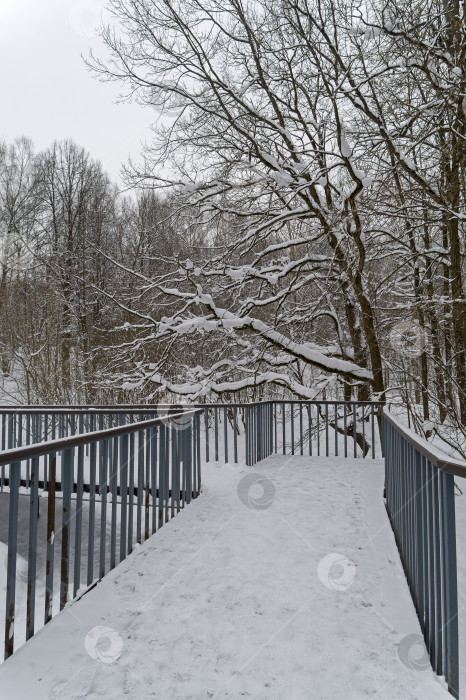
left=0, top=456, right=449, bottom=699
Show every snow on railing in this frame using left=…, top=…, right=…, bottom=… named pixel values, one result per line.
left=382, top=410, right=466, bottom=699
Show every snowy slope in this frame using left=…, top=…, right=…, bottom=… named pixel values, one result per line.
left=0, top=457, right=450, bottom=699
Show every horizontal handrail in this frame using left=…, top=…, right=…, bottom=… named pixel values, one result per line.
left=0, top=400, right=385, bottom=413
left=383, top=410, right=466, bottom=477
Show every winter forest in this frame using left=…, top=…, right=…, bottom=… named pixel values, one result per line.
left=1, top=0, right=465, bottom=455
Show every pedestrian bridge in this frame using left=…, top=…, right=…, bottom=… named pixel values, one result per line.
left=0, top=402, right=463, bottom=698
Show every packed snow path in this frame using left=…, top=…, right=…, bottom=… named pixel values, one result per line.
left=0, top=457, right=450, bottom=699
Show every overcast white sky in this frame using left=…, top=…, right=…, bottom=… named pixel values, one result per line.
left=0, top=0, right=152, bottom=185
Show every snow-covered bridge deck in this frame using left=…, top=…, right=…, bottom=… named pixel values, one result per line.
left=0, top=457, right=450, bottom=699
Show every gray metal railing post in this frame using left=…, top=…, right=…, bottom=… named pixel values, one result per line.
left=44, top=456, right=56, bottom=624
left=120, top=428, right=129, bottom=561
left=196, top=413, right=201, bottom=494
left=233, top=406, right=238, bottom=464
left=441, top=470, right=459, bottom=698
left=87, top=416, right=97, bottom=585
left=282, top=402, right=286, bottom=455
left=214, top=407, right=219, bottom=462
left=99, top=439, right=108, bottom=580
left=128, top=423, right=135, bottom=554
left=73, top=440, right=84, bottom=598
left=186, top=419, right=193, bottom=504
left=245, top=407, right=249, bottom=466
left=224, top=407, right=228, bottom=463
left=1, top=414, right=6, bottom=490
left=137, top=417, right=144, bottom=544
left=205, top=408, right=209, bottom=463
left=110, top=436, right=118, bottom=570
left=26, top=455, right=39, bottom=641
left=151, top=425, right=158, bottom=533
left=325, top=403, right=329, bottom=457
left=4, top=461, right=20, bottom=659
left=60, top=448, right=72, bottom=610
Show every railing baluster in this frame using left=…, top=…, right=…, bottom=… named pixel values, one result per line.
left=299, top=403, right=303, bottom=456
left=4, top=461, right=20, bottom=659
left=224, top=406, right=228, bottom=463
left=26, top=413, right=31, bottom=490
left=324, top=404, right=328, bottom=457
left=186, top=420, right=192, bottom=504
left=110, top=436, right=118, bottom=570
left=441, top=471, right=459, bottom=698
left=99, top=439, right=108, bottom=580
left=73, top=442, right=84, bottom=597
left=316, top=404, right=320, bottom=457
left=334, top=403, right=338, bottom=457
left=128, top=424, right=135, bottom=554
left=282, top=402, right=286, bottom=455
left=308, top=403, right=312, bottom=456
left=44, top=456, right=56, bottom=624
left=145, top=427, right=151, bottom=541
left=60, top=448, right=72, bottom=610
left=233, top=406, right=238, bottom=464
left=87, top=421, right=96, bottom=585
left=196, top=414, right=201, bottom=495
left=362, top=405, right=366, bottom=457
left=120, top=430, right=129, bottom=561
left=137, top=416, right=144, bottom=544
left=151, top=425, right=158, bottom=532
left=344, top=403, right=347, bottom=458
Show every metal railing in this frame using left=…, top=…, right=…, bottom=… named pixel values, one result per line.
left=0, top=400, right=383, bottom=468
left=0, top=409, right=202, bottom=660
left=382, top=410, right=466, bottom=699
